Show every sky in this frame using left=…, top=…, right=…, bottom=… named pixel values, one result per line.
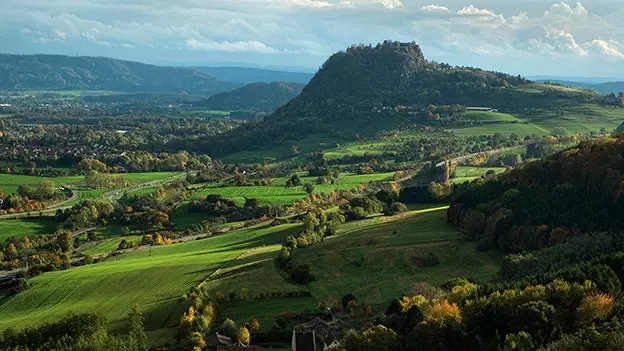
left=2, top=0, right=624, bottom=78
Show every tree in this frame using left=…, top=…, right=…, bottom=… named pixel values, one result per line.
left=237, top=326, right=251, bottom=346
left=219, top=319, right=238, bottom=340
left=128, top=304, right=148, bottom=351
left=248, top=318, right=260, bottom=331
left=56, top=230, right=73, bottom=252
left=303, top=183, right=316, bottom=195
left=6, top=242, right=18, bottom=258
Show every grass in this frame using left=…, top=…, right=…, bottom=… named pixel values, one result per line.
left=296, top=209, right=501, bottom=306
left=453, top=166, right=507, bottom=184
left=0, top=218, right=59, bottom=242
left=0, top=172, right=182, bottom=195
left=0, top=174, right=84, bottom=194
left=81, top=235, right=144, bottom=256
left=451, top=123, right=548, bottom=137
left=0, top=223, right=301, bottom=338
left=193, top=173, right=396, bottom=206
left=200, top=207, right=501, bottom=326
left=463, top=111, right=524, bottom=123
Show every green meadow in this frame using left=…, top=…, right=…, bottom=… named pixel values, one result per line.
left=0, top=218, right=59, bottom=243
left=453, top=166, right=507, bottom=184
left=0, top=223, right=301, bottom=341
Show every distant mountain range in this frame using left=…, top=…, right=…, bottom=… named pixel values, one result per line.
left=192, top=67, right=313, bottom=84
left=0, top=54, right=239, bottom=95
left=200, top=81, right=305, bottom=111
left=530, top=76, right=624, bottom=94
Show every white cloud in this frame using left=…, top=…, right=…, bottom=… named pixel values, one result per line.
left=582, top=39, right=624, bottom=58
left=545, top=2, right=588, bottom=18
left=184, top=39, right=279, bottom=53
left=421, top=4, right=449, bottom=13
left=457, top=5, right=497, bottom=17
left=2, top=0, right=624, bottom=74
left=276, top=0, right=332, bottom=8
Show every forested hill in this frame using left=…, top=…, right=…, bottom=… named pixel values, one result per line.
left=199, top=81, right=304, bottom=111
left=0, top=54, right=239, bottom=95
left=448, top=136, right=624, bottom=254
left=200, top=41, right=615, bottom=156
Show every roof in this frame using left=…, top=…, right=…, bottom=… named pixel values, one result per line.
left=294, top=331, right=316, bottom=351
left=300, top=317, right=329, bottom=331
left=206, top=333, right=233, bottom=347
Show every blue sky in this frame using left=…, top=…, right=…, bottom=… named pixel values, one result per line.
left=2, top=0, right=624, bottom=78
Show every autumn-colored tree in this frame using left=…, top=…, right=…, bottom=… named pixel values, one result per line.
left=248, top=318, right=260, bottom=331
left=6, top=242, right=18, bottom=258
left=240, top=288, right=248, bottom=299
left=154, top=234, right=164, bottom=245
left=22, top=236, right=32, bottom=249
left=423, top=300, right=462, bottom=325
left=400, top=295, right=427, bottom=313
left=576, top=294, right=614, bottom=324
left=237, top=327, right=251, bottom=345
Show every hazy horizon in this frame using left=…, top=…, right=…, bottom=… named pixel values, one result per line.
left=2, top=0, right=624, bottom=78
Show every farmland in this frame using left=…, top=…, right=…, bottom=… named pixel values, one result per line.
left=200, top=208, right=501, bottom=327
left=0, top=223, right=302, bottom=338
left=0, top=218, right=58, bottom=243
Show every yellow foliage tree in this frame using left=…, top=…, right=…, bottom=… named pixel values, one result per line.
left=423, top=300, right=462, bottom=325
left=399, top=295, right=427, bottom=312
left=6, top=242, right=18, bottom=257
left=448, top=283, right=478, bottom=305
left=237, top=327, right=251, bottom=346
left=22, top=236, right=32, bottom=249
left=576, top=294, right=614, bottom=323
left=154, top=234, right=164, bottom=245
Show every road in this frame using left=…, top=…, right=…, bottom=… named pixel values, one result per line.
left=435, top=145, right=525, bottom=168
left=0, top=173, right=187, bottom=220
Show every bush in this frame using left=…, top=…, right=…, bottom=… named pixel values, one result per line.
left=423, top=253, right=440, bottom=267
left=290, top=264, right=315, bottom=284
left=384, top=202, right=409, bottom=216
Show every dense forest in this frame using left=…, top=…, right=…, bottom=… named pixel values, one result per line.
left=448, top=135, right=624, bottom=253
left=0, top=54, right=239, bottom=95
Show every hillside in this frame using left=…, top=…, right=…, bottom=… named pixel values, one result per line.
left=535, top=79, right=624, bottom=94
left=0, top=54, right=238, bottom=95
left=193, top=66, right=313, bottom=84
left=448, top=135, right=624, bottom=253
left=199, top=81, right=304, bottom=111
left=199, top=41, right=621, bottom=156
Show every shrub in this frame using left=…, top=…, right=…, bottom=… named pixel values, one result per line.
left=423, top=253, right=440, bottom=267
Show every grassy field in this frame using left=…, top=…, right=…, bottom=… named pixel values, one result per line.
left=0, top=222, right=301, bottom=343
left=201, top=208, right=501, bottom=328
left=453, top=166, right=507, bottom=184
left=0, top=172, right=182, bottom=195
left=451, top=123, right=548, bottom=137
left=194, top=173, right=396, bottom=206
left=463, top=111, right=524, bottom=123
left=0, top=218, right=59, bottom=242
left=0, top=174, right=84, bottom=194
left=80, top=235, right=144, bottom=256
left=296, top=209, right=501, bottom=306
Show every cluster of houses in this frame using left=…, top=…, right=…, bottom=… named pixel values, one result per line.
left=205, top=317, right=342, bottom=351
